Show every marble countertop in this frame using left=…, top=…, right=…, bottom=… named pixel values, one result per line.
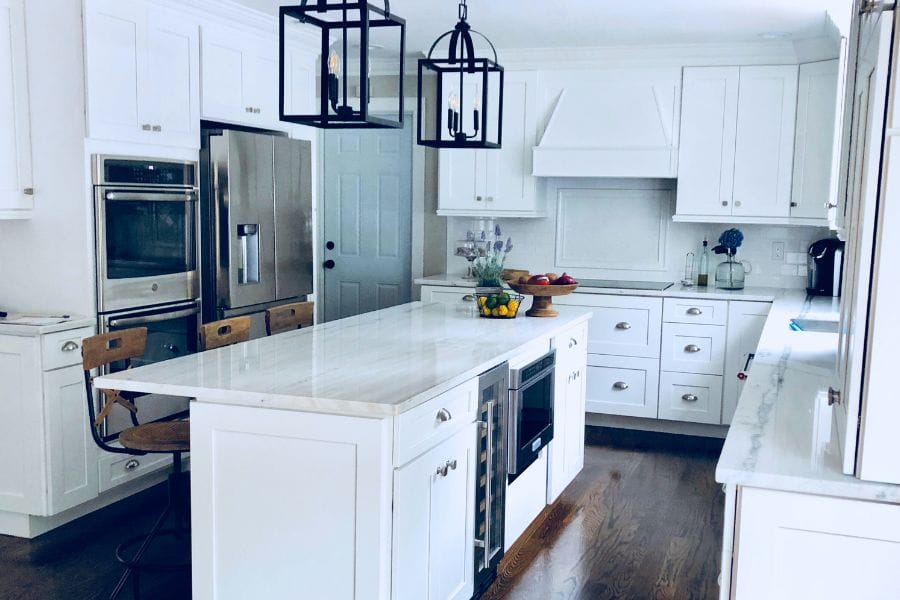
left=0, top=314, right=94, bottom=336
left=415, top=274, right=782, bottom=302
left=715, top=291, right=900, bottom=503
left=95, top=302, right=592, bottom=418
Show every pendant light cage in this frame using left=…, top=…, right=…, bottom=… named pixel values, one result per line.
left=280, top=0, right=406, bottom=129
left=417, top=0, right=504, bottom=148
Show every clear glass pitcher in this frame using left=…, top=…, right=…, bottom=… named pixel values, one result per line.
left=716, top=254, right=752, bottom=290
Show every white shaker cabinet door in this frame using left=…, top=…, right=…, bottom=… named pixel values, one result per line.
left=144, top=7, right=200, bottom=148
left=0, top=0, right=32, bottom=217
left=722, top=301, right=770, bottom=424
left=676, top=67, right=739, bottom=217
left=242, top=35, right=279, bottom=130
left=732, top=65, right=798, bottom=218
left=392, top=424, right=476, bottom=600
left=200, top=23, right=248, bottom=123
left=438, top=148, right=480, bottom=213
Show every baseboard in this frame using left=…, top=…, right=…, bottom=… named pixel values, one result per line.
left=585, top=413, right=729, bottom=439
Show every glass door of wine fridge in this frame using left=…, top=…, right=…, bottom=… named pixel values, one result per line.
left=474, top=363, right=508, bottom=594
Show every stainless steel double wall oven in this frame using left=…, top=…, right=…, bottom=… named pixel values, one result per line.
left=93, top=155, right=201, bottom=434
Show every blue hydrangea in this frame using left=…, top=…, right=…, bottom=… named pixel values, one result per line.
left=718, top=228, right=744, bottom=250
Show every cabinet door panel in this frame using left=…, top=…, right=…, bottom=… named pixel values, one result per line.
left=84, top=0, right=151, bottom=143
left=661, top=322, right=726, bottom=375
left=393, top=424, right=476, bottom=600
left=0, top=335, right=41, bottom=513
left=722, top=301, right=770, bottom=424
left=438, top=149, right=479, bottom=211
left=243, top=38, right=278, bottom=128
left=483, top=74, right=535, bottom=212
left=555, top=294, right=662, bottom=359
left=658, top=371, right=723, bottom=425
left=0, top=0, right=32, bottom=214
left=201, top=25, right=246, bottom=121
left=585, top=355, right=659, bottom=418
left=45, top=367, right=98, bottom=514
left=732, top=65, right=798, bottom=218
left=676, top=67, right=739, bottom=217
left=146, top=10, right=199, bottom=148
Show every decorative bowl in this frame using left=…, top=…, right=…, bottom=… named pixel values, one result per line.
left=506, top=282, right=579, bottom=317
left=501, top=268, right=529, bottom=282
left=475, top=292, right=525, bottom=319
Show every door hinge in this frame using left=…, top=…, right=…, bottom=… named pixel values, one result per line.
left=860, top=0, right=896, bottom=14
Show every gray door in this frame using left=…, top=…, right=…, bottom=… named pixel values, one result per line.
left=323, top=119, right=413, bottom=321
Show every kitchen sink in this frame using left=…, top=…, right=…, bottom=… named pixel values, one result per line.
left=789, top=318, right=839, bottom=333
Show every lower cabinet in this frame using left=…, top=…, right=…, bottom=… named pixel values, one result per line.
left=420, top=285, right=475, bottom=305
left=548, top=322, right=589, bottom=502
left=392, top=424, right=477, bottom=600
left=722, top=301, right=770, bottom=424
left=727, top=486, right=900, bottom=599
left=585, top=355, right=659, bottom=419
left=658, top=371, right=724, bottom=425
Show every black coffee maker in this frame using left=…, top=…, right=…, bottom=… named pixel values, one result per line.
left=807, top=238, right=845, bottom=297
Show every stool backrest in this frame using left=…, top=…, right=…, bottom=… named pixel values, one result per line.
left=200, top=316, right=251, bottom=350
left=82, top=328, right=148, bottom=371
left=265, top=301, right=315, bottom=336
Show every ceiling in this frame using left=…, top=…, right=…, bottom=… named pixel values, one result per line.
left=243, top=1, right=843, bottom=53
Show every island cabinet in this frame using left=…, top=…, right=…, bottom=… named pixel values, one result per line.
left=84, top=0, right=201, bottom=148
left=0, top=0, right=34, bottom=219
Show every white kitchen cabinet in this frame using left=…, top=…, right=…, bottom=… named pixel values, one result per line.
left=438, top=72, right=543, bottom=217
left=420, top=285, right=475, bottom=306
left=548, top=322, right=588, bottom=503
left=84, top=0, right=200, bottom=148
left=730, top=487, right=900, bottom=600
left=584, top=354, right=660, bottom=419
left=722, top=301, right=770, bottom=424
left=661, top=322, right=726, bottom=375
left=791, top=60, right=840, bottom=221
left=555, top=294, right=663, bottom=359
left=200, top=21, right=279, bottom=130
left=0, top=0, right=33, bottom=218
left=658, top=371, right=723, bottom=425
left=0, top=327, right=97, bottom=517
left=392, top=424, right=476, bottom=600
left=676, top=65, right=798, bottom=222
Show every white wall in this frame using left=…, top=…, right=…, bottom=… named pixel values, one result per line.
left=0, top=0, right=93, bottom=316
left=445, top=179, right=830, bottom=289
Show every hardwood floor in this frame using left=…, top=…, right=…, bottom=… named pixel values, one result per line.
left=0, top=427, right=722, bottom=600
left=482, top=428, right=725, bottom=600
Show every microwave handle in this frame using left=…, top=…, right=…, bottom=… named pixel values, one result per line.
left=105, top=191, right=197, bottom=202
left=108, top=306, right=200, bottom=328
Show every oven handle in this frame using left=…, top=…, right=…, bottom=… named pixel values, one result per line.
left=508, top=390, right=521, bottom=475
left=105, top=191, right=197, bottom=202
left=108, top=306, right=200, bottom=328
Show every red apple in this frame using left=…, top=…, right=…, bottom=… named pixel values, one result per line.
left=552, top=273, right=578, bottom=285
left=526, top=274, right=550, bottom=286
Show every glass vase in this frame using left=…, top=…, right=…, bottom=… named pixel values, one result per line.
left=715, top=254, right=746, bottom=290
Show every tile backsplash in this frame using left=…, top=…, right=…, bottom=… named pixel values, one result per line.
left=444, top=179, right=833, bottom=289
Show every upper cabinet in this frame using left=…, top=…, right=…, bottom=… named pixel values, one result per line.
left=200, top=21, right=279, bottom=131
left=0, top=0, right=33, bottom=219
left=438, top=72, right=543, bottom=217
left=792, top=60, right=840, bottom=221
left=84, top=0, right=200, bottom=149
left=532, top=68, right=682, bottom=178
left=676, top=65, right=798, bottom=222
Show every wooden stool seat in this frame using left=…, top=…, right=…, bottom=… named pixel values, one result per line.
left=200, top=316, right=252, bottom=350
left=265, top=301, right=314, bottom=336
left=119, top=421, right=190, bottom=453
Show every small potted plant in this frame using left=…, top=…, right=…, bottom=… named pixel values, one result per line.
left=712, top=228, right=752, bottom=289
left=471, top=225, right=513, bottom=292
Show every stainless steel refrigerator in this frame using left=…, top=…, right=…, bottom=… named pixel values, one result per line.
left=200, top=129, right=314, bottom=338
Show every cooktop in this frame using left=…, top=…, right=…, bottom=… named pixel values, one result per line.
left=577, top=279, right=675, bottom=291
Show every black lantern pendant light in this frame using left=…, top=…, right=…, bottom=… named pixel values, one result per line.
left=417, top=0, right=504, bottom=148
left=280, top=0, right=406, bottom=128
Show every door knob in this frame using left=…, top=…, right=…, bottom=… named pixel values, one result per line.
left=324, top=259, right=336, bottom=269
left=325, top=240, right=335, bottom=250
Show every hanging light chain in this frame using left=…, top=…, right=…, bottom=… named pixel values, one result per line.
left=458, top=0, right=468, bottom=22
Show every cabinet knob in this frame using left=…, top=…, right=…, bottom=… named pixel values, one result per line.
left=684, top=344, right=702, bottom=353
left=615, top=322, right=632, bottom=330
left=613, top=381, right=629, bottom=391
left=23, top=187, right=34, bottom=195
left=255, top=108, right=261, bottom=114
left=828, top=387, right=842, bottom=406
left=447, top=459, right=457, bottom=471
left=436, top=408, right=452, bottom=423
left=486, top=196, right=494, bottom=202
left=721, top=201, right=729, bottom=207
left=681, top=394, right=699, bottom=403
left=124, top=459, right=140, bottom=471
left=734, top=201, right=742, bottom=207
left=141, top=124, right=152, bottom=131
left=152, top=125, right=162, bottom=132
left=790, top=201, right=798, bottom=208
left=568, top=337, right=578, bottom=348
left=686, top=307, right=703, bottom=316
left=825, top=202, right=838, bottom=210
left=246, top=107, right=253, bottom=113
left=61, top=341, right=79, bottom=352
left=476, top=195, right=483, bottom=202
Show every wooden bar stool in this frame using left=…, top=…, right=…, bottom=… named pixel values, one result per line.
left=82, top=328, right=190, bottom=600
left=199, top=315, right=251, bottom=350
left=265, top=301, right=315, bottom=336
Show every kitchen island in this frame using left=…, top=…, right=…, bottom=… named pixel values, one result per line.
left=95, top=301, right=592, bottom=600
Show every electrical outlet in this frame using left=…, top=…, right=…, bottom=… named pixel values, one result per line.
left=772, top=241, right=785, bottom=261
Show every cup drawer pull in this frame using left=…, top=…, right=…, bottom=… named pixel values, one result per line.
left=612, top=381, right=629, bottom=391
left=124, top=459, right=140, bottom=471
left=686, top=307, right=703, bottom=315
left=681, top=394, right=699, bottom=403
left=615, top=322, right=632, bottom=330
left=684, top=344, right=702, bottom=353
left=61, top=341, right=79, bottom=352
left=436, top=408, right=452, bottom=423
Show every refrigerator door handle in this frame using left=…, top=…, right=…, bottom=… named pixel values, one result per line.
left=237, top=224, right=260, bottom=285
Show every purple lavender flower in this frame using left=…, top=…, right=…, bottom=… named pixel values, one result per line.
left=493, top=240, right=503, bottom=252
left=505, top=237, right=513, bottom=253
left=494, top=224, right=502, bottom=237
left=466, top=230, right=475, bottom=242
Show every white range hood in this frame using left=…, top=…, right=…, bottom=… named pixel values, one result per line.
left=532, top=69, right=682, bottom=178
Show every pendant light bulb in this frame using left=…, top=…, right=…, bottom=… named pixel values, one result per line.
left=328, top=51, right=341, bottom=76
left=448, top=93, right=460, bottom=111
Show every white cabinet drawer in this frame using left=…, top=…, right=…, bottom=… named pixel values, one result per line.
left=556, top=294, right=662, bottom=358
left=41, top=327, right=94, bottom=371
left=658, top=372, right=723, bottom=424
left=394, top=378, right=478, bottom=466
left=661, top=323, right=726, bottom=375
left=585, top=355, right=660, bottom=419
left=98, top=449, right=174, bottom=493
left=663, top=298, right=728, bottom=325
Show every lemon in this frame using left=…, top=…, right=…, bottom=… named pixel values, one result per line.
left=481, top=307, right=491, bottom=317
left=508, top=300, right=520, bottom=313
left=497, top=305, right=509, bottom=317
left=491, top=307, right=500, bottom=317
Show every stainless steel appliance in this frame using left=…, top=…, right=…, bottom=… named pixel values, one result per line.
left=508, top=350, right=555, bottom=481
left=200, top=129, right=314, bottom=336
left=93, top=156, right=200, bottom=313
left=474, top=363, right=508, bottom=595
left=578, top=279, right=675, bottom=291
left=807, top=238, right=845, bottom=297
left=97, top=299, right=200, bottom=435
